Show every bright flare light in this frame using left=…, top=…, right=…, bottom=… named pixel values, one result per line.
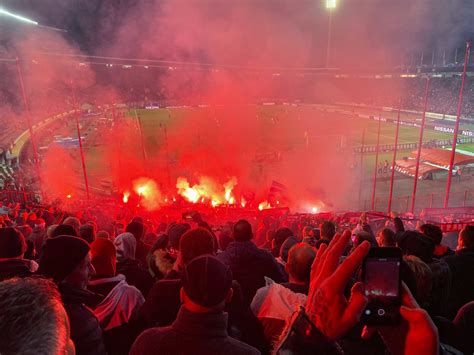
left=312, top=206, right=318, bottom=214
left=0, top=8, right=38, bottom=25
left=326, top=0, right=337, bottom=9
left=123, top=191, right=130, bottom=203
left=132, top=178, right=162, bottom=211
left=258, top=201, right=271, bottom=211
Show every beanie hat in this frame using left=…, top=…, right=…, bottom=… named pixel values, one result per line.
left=168, top=223, right=191, bottom=249
left=398, top=231, right=435, bottom=264
left=182, top=255, right=232, bottom=307
left=90, top=238, right=116, bottom=277
left=38, top=236, right=90, bottom=283
left=51, top=224, right=77, bottom=238
left=0, top=227, right=26, bottom=258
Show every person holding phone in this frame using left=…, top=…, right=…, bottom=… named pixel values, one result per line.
left=275, top=230, right=439, bottom=355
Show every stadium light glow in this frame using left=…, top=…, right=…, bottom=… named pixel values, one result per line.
left=0, top=7, right=38, bottom=25
left=326, top=0, right=337, bottom=9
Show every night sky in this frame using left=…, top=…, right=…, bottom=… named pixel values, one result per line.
left=1, top=0, right=474, bottom=63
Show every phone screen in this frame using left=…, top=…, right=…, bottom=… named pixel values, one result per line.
left=362, top=255, right=401, bottom=325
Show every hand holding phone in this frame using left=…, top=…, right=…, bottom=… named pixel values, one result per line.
left=361, top=247, right=402, bottom=325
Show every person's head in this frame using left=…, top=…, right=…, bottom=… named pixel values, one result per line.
left=114, top=232, right=137, bottom=262
left=458, top=225, right=474, bottom=250
left=352, top=231, right=373, bottom=250
left=218, top=229, right=233, bottom=251
left=168, top=223, right=191, bottom=250
left=376, top=228, right=397, bottom=247
left=0, top=227, right=26, bottom=259
left=0, top=278, right=75, bottom=355
left=197, top=221, right=218, bottom=253
left=320, top=221, right=336, bottom=241
left=38, top=236, right=94, bottom=289
left=33, top=218, right=46, bottom=232
left=302, top=225, right=314, bottom=239
left=315, top=238, right=330, bottom=249
left=397, top=231, right=435, bottom=264
left=180, top=255, right=233, bottom=313
left=233, top=219, right=253, bottom=241
left=419, top=224, right=443, bottom=246
left=125, top=221, right=145, bottom=242
left=272, top=227, right=293, bottom=257
left=285, top=243, right=316, bottom=284
left=79, top=224, right=96, bottom=244
left=403, top=255, right=433, bottom=308
left=179, top=228, right=216, bottom=266
left=90, top=238, right=116, bottom=278
left=103, top=223, right=116, bottom=239
left=393, top=217, right=405, bottom=233
left=51, top=224, right=77, bottom=238
left=280, top=235, right=299, bottom=263
left=96, top=230, right=110, bottom=240
left=47, top=224, right=58, bottom=239
left=63, top=216, right=81, bottom=235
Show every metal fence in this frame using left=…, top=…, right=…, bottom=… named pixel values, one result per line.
left=362, top=189, right=474, bottom=214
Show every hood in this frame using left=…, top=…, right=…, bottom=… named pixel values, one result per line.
left=114, top=232, right=136, bottom=262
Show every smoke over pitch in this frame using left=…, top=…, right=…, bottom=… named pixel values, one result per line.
left=2, top=0, right=470, bottom=210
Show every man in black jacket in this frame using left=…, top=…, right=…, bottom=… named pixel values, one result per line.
left=130, top=255, right=259, bottom=355
left=444, top=226, right=474, bottom=319
left=217, top=219, right=285, bottom=307
left=39, top=235, right=106, bottom=355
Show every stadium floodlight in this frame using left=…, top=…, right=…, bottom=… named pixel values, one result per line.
left=326, top=0, right=337, bottom=10
left=0, top=7, right=38, bottom=25
left=0, top=6, right=66, bottom=32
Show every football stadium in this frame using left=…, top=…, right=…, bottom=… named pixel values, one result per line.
left=1, top=1, right=474, bottom=354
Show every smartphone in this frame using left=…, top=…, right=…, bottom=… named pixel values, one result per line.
left=361, top=247, right=401, bottom=325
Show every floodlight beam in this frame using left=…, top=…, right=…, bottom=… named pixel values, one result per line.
left=0, top=8, right=38, bottom=25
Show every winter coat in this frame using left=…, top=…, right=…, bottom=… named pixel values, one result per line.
left=130, top=307, right=260, bottom=355
left=217, top=241, right=285, bottom=307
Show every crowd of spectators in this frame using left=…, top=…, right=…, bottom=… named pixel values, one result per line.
left=0, top=199, right=473, bottom=354
left=329, top=77, right=474, bottom=118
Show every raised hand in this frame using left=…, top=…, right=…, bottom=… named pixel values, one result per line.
left=306, top=230, right=371, bottom=340
left=362, top=283, right=439, bottom=355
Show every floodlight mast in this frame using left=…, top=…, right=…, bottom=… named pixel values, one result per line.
left=325, top=0, right=336, bottom=68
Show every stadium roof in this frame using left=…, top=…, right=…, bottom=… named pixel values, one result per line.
left=395, top=159, right=442, bottom=178
left=410, top=148, right=474, bottom=167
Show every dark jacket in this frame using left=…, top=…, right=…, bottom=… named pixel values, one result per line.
left=444, top=247, right=474, bottom=319
left=427, top=258, right=451, bottom=317
left=130, top=307, right=260, bottom=355
left=0, top=259, right=32, bottom=281
left=217, top=241, right=285, bottom=307
left=116, top=258, right=154, bottom=297
left=139, top=275, right=243, bottom=329
left=59, top=283, right=106, bottom=355
left=136, top=240, right=152, bottom=268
